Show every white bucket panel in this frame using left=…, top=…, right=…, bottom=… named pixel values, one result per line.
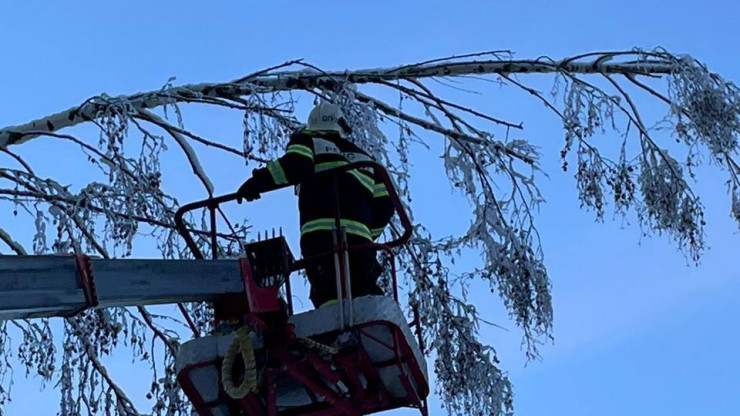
left=177, top=295, right=427, bottom=411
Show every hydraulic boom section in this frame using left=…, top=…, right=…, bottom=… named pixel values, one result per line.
left=0, top=255, right=244, bottom=321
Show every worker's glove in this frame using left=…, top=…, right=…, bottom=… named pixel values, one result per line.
left=236, top=178, right=260, bottom=204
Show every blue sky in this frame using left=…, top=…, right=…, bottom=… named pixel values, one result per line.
left=1, top=1, right=739, bottom=415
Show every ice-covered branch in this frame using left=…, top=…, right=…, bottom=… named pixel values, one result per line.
left=135, top=110, right=214, bottom=195
left=0, top=51, right=680, bottom=147
left=65, top=319, right=141, bottom=416
left=0, top=228, right=26, bottom=255
left=354, top=91, right=536, bottom=165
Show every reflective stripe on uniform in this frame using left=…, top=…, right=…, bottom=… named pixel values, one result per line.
left=371, top=227, right=385, bottom=239
left=301, top=218, right=335, bottom=234
left=348, top=170, right=374, bottom=193
left=301, top=218, right=372, bottom=241
left=267, top=161, right=288, bottom=185
left=286, top=144, right=314, bottom=160
left=315, top=161, right=373, bottom=192
left=341, top=220, right=372, bottom=240
left=373, top=182, right=389, bottom=198
left=315, top=160, right=348, bottom=172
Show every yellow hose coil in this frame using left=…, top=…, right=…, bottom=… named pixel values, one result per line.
left=298, top=337, right=338, bottom=355
left=221, top=326, right=258, bottom=399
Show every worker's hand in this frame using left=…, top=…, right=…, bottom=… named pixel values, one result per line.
left=236, top=178, right=261, bottom=204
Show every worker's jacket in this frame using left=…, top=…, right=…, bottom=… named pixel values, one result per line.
left=249, top=130, right=395, bottom=248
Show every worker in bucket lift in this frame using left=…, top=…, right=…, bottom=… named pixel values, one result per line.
left=236, top=101, right=395, bottom=308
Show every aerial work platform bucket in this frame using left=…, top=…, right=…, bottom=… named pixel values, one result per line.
left=176, top=296, right=428, bottom=416
left=173, top=161, right=427, bottom=415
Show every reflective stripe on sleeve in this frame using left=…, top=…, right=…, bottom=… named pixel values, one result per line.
left=371, top=227, right=385, bottom=239
left=286, top=144, right=314, bottom=160
left=373, top=182, right=389, bottom=198
left=267, top=161, right=288, bottom=185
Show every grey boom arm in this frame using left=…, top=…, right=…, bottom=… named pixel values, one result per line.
left=0, top=255, right=244, bottom=321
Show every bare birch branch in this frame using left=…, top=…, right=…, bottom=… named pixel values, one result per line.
left=0, top=228, right=26, bottom=255
left=0, top=51, right=679, bottom=147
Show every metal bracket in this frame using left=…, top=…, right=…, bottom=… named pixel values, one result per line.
left=238, top=257, right=280, bottom=314
left=72, top=254, right=98, bottom=314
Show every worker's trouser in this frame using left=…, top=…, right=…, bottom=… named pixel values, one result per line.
left=301, top=234, right=384, bottom=308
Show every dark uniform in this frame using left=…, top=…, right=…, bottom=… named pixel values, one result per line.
left=239, top=129, right=395, bottom=308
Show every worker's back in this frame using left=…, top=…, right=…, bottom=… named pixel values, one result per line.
left=293, top=131, right=388, bottom=307
left=297, top=131, right=376, bottom=246
left=236, top=101, right=395, bottom=307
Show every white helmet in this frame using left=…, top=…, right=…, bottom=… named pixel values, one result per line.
left=306, top=102, right=350, bottom=137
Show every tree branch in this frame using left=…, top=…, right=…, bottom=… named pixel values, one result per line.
left=0, top=52, right=680, bottom=147
left=0, top=227, right=26, bottom=255
left=354, top=91, right=536, bottom=165
left=68, top=319, right=140, bottom=416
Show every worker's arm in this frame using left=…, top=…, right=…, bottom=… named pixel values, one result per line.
left=370, top=173, right=395, bottom=240
left=242, top=132, right=315, bottom=195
